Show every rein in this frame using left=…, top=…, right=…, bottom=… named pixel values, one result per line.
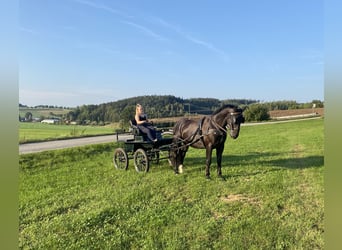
left=174, top=117, right=206, bottom=149
left=210, top=118, right=228, bottom=134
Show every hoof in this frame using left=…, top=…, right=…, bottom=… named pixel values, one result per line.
left=205, top=175, right=211, bottom=180
left=218, top=175, right=225, bottom=181
left=178, top=164, right=183, bottom=174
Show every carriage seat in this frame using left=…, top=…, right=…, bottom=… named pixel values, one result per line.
left=129, top=119, right=162, bottom=142
left=129, top=119, right=148, bottom=141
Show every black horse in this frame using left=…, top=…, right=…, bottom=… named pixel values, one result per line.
left=170, top=104, right=245, bottom=178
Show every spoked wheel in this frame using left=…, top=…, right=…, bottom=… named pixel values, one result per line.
left=161, top=130, right=173, bottom=136
left=134, top=148, right=150, bottom=172
left=149, top=150, right=160, bottom=164
left=113, top=148, right=128, bottom=170
left=154, top=151, right=160, bottom=164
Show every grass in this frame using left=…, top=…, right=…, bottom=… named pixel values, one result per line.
left=19, top=118, right=324, bottom=249
left=19, top=123, right=115, bottom=143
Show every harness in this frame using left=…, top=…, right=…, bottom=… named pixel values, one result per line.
left=174, top=111, right=243, bottom=151
left=175, top=116, right=226, bottom=150
left=183, top=117, right=206, bottom=143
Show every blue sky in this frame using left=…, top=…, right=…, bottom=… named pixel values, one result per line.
left=19, top=0, right=324, bottom=107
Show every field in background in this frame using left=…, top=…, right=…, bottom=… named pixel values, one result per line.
left=19, top=119, right=324, bottom=249
left=19, top=123, right=115, bottom=143
left=151, top=108, right=324, bottom=124
left=19, top=107, right=71, bottom=118
left=269, top=107, right=324, bottom=119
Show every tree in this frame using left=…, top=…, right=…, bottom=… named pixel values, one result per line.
left=25, top=112, right=33, bottom=122
left=244, top=104, right=270, bottom=122
left=120, top=105, right=135, bottom=122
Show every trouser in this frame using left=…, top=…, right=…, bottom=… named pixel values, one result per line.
left=138, top=124, right=156, bottom=141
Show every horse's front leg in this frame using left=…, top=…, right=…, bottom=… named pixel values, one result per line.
left=178, top=147, right=188, bottom=174
left=172, top=144, right=187, bottom=174
left=205, top=147, right=213, bottom=178
left=171, top=139, right=182, bottom=174
left=174, top=150, right=183, bottom=174
left=216, top=144, right=225, bottom=177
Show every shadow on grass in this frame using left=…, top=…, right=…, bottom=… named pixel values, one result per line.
left=222, top=153, right=324, bottom=169
left=266, top=155, right=324, bottom=169
left=181, top=152, right=324, bottom=177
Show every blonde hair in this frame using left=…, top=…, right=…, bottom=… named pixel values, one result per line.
left=136, top=104, right=143, bottom=114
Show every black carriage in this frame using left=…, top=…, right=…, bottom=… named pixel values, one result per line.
left=113, top=120, right=173, bottom=173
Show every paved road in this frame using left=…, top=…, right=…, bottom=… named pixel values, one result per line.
left=19, top=117, right=321, bottom=155
left=19, top=134, right=133, bottom=155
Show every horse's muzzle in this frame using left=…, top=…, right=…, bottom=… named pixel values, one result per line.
left=231, top=134, right=238, bottom=139
left=230, top=130, right=239, bottom=139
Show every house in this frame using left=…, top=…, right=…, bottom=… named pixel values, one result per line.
left=33, top=117, right=42, bottom=122
left=41, top=118, right=59, bottom=124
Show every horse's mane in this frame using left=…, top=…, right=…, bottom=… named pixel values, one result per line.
left=212, top=104, right=238, bottom=115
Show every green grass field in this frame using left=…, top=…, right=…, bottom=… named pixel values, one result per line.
left=19, top=118, right=324, bottom=249
left=19, top=107, right=72, bottom=118
left=19, top=123, right=115, bottom=143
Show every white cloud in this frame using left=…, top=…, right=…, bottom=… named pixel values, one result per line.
left=20, top=89, right=79, bottom=98
left=120, top=20, right=167, bottom=41
left=150, top=16, right=229, bottom=62
left=19, top=27, right=39, bottom=35
left=184, top=34, right=230, bottom=62
left=72, top=0, right=132, bottom=18
left=19, top=89, right=80, bottom=106
left=19, top=88, right=122, bottom=107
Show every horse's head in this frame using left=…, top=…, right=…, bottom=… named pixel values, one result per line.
left=212, top=105, right=245, bottom=139
left=226, top=108, right=245, bottom=139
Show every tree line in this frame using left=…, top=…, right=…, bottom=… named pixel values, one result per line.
left=19, top=96, right=324, bottom=124
left=63, top=96, right=262, bottom=125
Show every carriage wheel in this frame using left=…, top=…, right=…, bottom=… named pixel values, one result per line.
left=149, top=150, right=160, bottom=164
left=134, top=148, right=150, bottom=172
left=113, top=148, right=128, bottom=170
left=161, top=131, right=173, bottom=138
left=162, top=131, right=173, bottom=135
left=154, top=151, right=160, bottom=164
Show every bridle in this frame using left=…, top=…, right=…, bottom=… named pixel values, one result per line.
left=211, top=111, right=243, bottom=134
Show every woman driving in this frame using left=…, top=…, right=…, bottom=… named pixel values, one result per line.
left=135, top=104, right=157, bottom=142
